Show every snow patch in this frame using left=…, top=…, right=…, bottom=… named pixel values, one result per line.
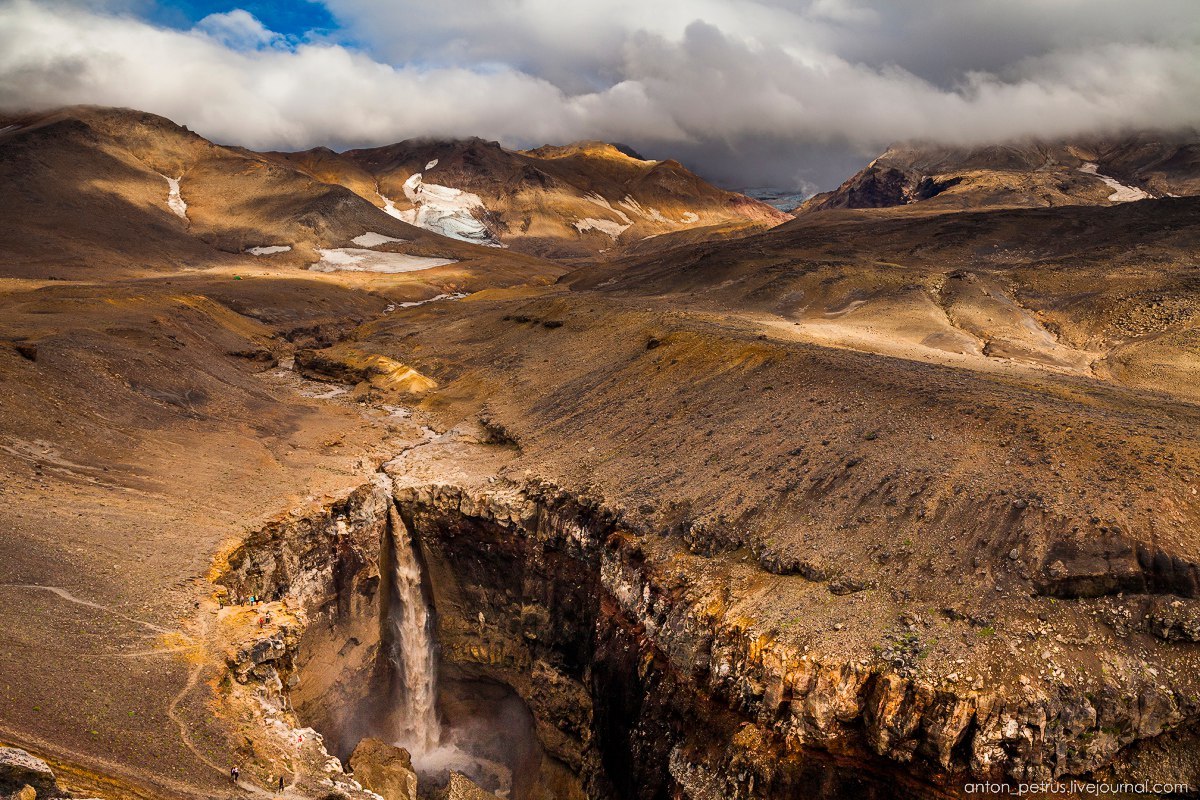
left=1078, top=162, right=1151, bottom=203
left=679, top=212, right=700, bottom=224
left=577, top=192, right=636, bottom=238
left=396, top=171, right=503, bottom=246
left=310, top=248, right=458, bottom=274
left=352, top=232, right=406, bottom=247
left=425, top=159, right=439, bottom=171
left=160, top=174, right=188, bottom=221
left=378, top=193, right=407, bottom=220
left=618, top=195, right=670, bottom=223
left=574, top=218, right=631, bottom=239
left=618, top=195, right=646, bottom=217
left=247, top=245, right=291, bottom=255
left=585, top=193, right=633, bottom=225
left=396, top=292, right=468, bottom=309
left=0, top=124, right=21, bottom=136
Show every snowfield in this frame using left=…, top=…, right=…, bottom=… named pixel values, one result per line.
left=352, top=232, right=406, bottom=247
left=395, top=171, right=502, bottom=246
left=160, top=174, right=188, bottom=221
left=247, top=245, right=291, bottom=255
left=1078, top=162, right=1151, bottom=202
left=577, top=193, right=634, bottom=239
left=585, top=193, right=633, bottom=224
left=574, top=217, right=631, bottom=239
left=309, top=248, right=458, bottom=274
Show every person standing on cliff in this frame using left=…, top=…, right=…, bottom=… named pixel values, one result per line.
left=277, top=774, right=285, bottom=793
left=230, top=765, right=240, bottom=785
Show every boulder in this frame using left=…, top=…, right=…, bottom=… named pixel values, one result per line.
left=1147, top=598, right=1200, bottom=642
left=349, top=738, right=418, bottom=800
left=438, top=772, right=503, bottom=800
left=0, top=747, right=57, bottom=797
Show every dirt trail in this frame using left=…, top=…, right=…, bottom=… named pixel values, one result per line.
left=1, top=583, right=175, bottom=635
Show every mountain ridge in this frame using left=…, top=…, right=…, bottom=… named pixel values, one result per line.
left=267, top=134, right=789, bottom=259
left=796, top=131, right=1200, bottom=214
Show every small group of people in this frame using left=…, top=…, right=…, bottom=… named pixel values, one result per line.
left=230, top=765, right=287, bottom=794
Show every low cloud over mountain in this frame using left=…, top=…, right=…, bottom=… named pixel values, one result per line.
left=2, top=0, right=1198, bottom=188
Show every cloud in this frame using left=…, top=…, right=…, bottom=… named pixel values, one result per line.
left=1, top=0, right=1198, bottom=189
left=194, top=9, right=280, bottom=50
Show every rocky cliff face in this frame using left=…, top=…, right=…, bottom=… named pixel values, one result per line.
left=216, top=478, right=394, bottom=753
left=380, top=460, right=1200, bottom=799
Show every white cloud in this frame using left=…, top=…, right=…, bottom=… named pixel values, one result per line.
left=1, top=0, right=1198, bottom=188
left=195, top=9, right=279, bottom=50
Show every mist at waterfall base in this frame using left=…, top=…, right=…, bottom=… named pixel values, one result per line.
left=386, top=517, right=543, bottom=798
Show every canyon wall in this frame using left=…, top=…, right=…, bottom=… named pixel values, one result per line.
left=387, top=470, right=1200, bottom=799
left=207, top=462, right=1200, bottom=799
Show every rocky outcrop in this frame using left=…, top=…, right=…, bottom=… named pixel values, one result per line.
left=437, top=772, right=503, bottom=800
left=295, top=346, right=437, bottom=396
left=1147, top=598, right=1200, bottom=642
left=349, top=738, right=418, bottom=800
left=216, top=481, right=394, bottom=751
left=1032, top=535, right=1200, bottom=599
left=0, top=748, right=57, bottom=798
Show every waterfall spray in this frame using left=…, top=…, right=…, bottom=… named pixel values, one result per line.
left=388, top=507, right=440, bottom=753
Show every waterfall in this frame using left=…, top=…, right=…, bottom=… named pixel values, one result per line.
left=388, top=507, right=440, bottom=753
left=382, top=506, right=516, bottom=798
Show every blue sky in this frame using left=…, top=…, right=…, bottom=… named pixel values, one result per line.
left=151, top=0, right=336, bottom=39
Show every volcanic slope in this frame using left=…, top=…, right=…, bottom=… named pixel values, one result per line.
left=576, top=193, right=1200, bottom=403
left=797, top=132, right=1200, bottom=214
left=267, top=138, right=789, bottom=260
left=0, top=106, right=563, bottom=292
left=4, top=104, right=1200, bottom=800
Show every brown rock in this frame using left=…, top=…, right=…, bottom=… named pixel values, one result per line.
left=349, top=738, right=418, bottom=800
left=0, top=747, right=57, bottom=797
left=437, top=772, right=503, bottom=800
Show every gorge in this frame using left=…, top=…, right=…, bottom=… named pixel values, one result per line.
left=205, top=392, right=1200, bottom=800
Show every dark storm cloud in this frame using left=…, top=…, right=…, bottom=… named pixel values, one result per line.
left=1, top=0, right=1198, bottom=190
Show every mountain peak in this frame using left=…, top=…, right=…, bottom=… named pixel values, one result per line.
left=523, top=141, right=650, bottom=162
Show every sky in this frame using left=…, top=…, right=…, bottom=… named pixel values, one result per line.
left=1, top=0, right=1199, bottom=191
